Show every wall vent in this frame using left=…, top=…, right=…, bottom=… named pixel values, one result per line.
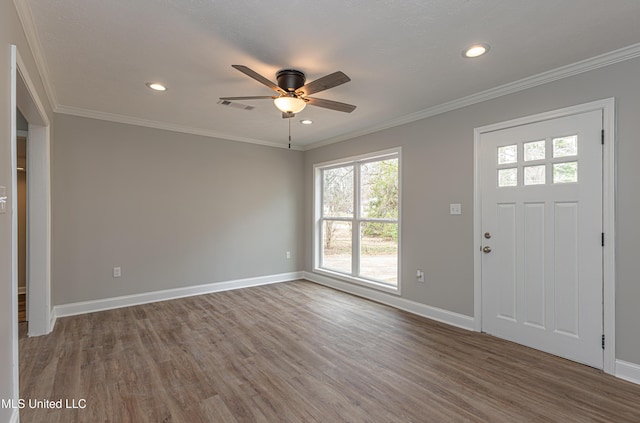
left=217, top=100, right=255, bottom=111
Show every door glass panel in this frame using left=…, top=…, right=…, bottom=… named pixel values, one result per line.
left=321, top=220, right=352, bottom=273
left=498, top=168, right=517, bottom=187
left=553, top=162, right=578, bottom=183
left=524, top=140, right=545, bottom=161
left=553, top=135, right=578, bottom=158
left=524, top=165, right=546, bottom=185
left=498, top=145, right=517, bottom=164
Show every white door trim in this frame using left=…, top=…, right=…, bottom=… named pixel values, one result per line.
left=9, top=43, right=20, bottom=415
left=473, top=98, right=615, bottom=375
left=14, top=46, right=53, bottom=336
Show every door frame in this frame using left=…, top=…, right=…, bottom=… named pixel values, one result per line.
left=473, top=98, right=615, bottom=374
left=12, top=45, right=53, bottom=337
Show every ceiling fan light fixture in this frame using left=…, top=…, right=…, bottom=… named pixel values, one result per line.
left=222, top=65, right=355, bottom=118
left=464, top=43, right=490, bottom=58
left=274, top=95, right=306, bottom=114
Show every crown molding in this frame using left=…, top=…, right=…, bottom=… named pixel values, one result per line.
left=15, top=49, right=50, bottom=126
left=14, top=0, right=640, bottom=152
left=55, top=104, right=302, bottom=150
left=303, top=42, right=640, bottom=151
left=13, top=0, right=58, bottom=112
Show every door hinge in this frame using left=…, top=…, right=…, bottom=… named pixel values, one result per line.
left=601, top=233, right=605, bottom=247
left=602, top=334, right=605, bottom=350
left=601, top=129, right=605, bottom=145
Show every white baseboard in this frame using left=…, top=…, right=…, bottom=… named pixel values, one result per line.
left=303, top=271, right=475, bottom=331
left=53, top=272, right=303, bottom=319
left=49, top=307, right=57, bottom=333
left=615, top=360, right=640, bottom=385
left=26, top=307, right=58, bottom=337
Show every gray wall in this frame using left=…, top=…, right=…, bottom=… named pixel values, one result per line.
left=52, top=114, right=304, bottom=305
left=304, top=56, right=640, bottom=365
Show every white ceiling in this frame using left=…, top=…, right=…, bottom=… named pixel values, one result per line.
left=21, top=0, right=640, bottom=148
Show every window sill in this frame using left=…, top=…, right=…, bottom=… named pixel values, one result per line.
left=312, top=268, right=401, bottom=296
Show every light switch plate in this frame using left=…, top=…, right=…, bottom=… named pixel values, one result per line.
left=0, top=186, right=6, bottom=214
left=450, top=203, right=461, bottom=215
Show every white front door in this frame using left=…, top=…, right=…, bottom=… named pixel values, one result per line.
left=480, top=109, right=603, bottom=368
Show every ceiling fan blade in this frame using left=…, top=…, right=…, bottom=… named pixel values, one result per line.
left=306, top=97, right=357, bottom=113
left=297, top=71, right=351, bottom=96
left=231, top=65, right=284, bottom=94
left=219, top=96, right=275, bottom=100
left=282, top=112, right=295, bottom=119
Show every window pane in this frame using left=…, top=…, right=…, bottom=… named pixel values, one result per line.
left=498, top=168, right=517, bottom=187
left=498, top=145, right=517, bottom=164
left=360, top=222, right=398, bottom=285
left=360, top=158, right=399, bottom=219
left=323, top=166, right=353, bottom=217
left=524, top=140, right=545, bottom=161
left=553, top=162, right=578, bottom=183
left=321, top=220, right=352, bottom=273
left=553, top=135, right=578, bottom=158
left=524, top=165, right=546, bottom=185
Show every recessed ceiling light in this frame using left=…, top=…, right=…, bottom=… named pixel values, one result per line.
left=146, top=82, right=167, bottom=91
left=463, top=44, right=490, bottom=58
left=300, top=119, right=313, bottom=125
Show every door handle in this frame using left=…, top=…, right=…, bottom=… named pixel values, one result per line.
left=482, top=246, right=492, bottom=253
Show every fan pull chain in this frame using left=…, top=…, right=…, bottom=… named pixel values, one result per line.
left=288, top=118, right=291, bottom=149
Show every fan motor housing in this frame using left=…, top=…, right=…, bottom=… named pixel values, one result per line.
left=276, top=69, right=306, bottom=92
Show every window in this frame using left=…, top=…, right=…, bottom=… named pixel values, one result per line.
left=314, top=148, right=400, bottom=292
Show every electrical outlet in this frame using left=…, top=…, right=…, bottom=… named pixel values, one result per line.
left=416, top=269, right=425, bottom=283
left=450, top=203, right=462, bottom=215
left=113, top=267, right=121, bottom=278
left=286, top=251, right=291, bottom=259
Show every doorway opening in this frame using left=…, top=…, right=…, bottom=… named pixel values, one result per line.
left=16, top=110, right=28, bottom=327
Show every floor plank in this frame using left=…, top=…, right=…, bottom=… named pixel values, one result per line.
left=19, top=280, right=640, bottom=422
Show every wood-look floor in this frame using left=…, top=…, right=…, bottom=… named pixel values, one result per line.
left=19, top=281, right=640, bottom=422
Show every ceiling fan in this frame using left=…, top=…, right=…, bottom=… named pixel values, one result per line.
left=220, top=65, right=356, bottom=118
